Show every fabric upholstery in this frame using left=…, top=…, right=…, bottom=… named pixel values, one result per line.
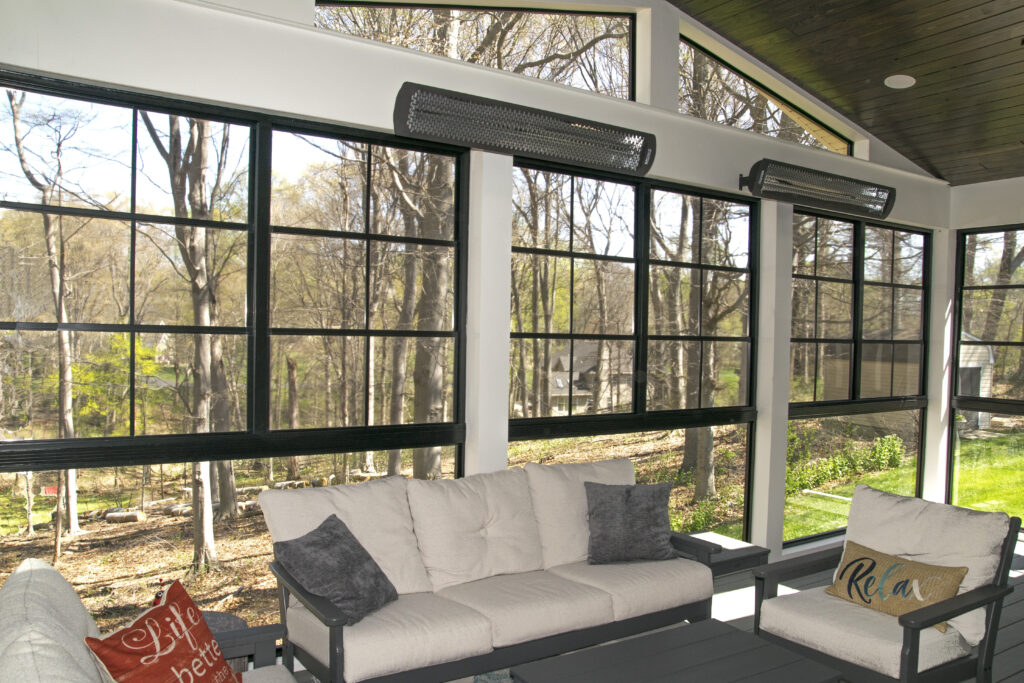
left=844, top=484, right=1011, bottom=645
left=273, top=514, right=397, bottom=624
left=438, top=571, right=614, bottom=647
left=825, top=540, right=967, bottom=631
left=240, top=665, right=300, bottom=683
left=584, top=482, right=675, bottom=564
left=524, top=459, right=635, bottom=569
left=407, top=467, right=543, bottom=590
left=285, top=592, right=492, bottom=683
left=548, top=558, right=712, bottom=621
left=259, top=476, right=432, bottom=594
left=760, top=587, right=971, bottom=678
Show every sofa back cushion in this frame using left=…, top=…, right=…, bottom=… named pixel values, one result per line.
left=525, top=459, right=635, bottom=569
left=845, top=484, right=1011, bottom=646
left=408, top=468, right=543, bottom=590
left=0, top=558, right=104, bottom=682
left=259, top=476, right=432, bottom=594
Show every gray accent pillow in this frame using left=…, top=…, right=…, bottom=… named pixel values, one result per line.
left=585, top=481, right=675, bottom=564
left=273, top=514, right=397, bottom=625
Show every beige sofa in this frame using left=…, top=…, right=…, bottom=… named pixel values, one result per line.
left=260, top=458, right=718, bottom=683
left=0, top=557, right=296, bottom=683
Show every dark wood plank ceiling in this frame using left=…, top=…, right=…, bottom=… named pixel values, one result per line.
left=668, top=0, right=1024, bottom=186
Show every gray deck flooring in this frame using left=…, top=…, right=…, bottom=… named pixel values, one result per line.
left=714, top=536, right=1024, bottom=683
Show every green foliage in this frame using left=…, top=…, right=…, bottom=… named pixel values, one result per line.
left=680, top=499, right=716, bottom=533
left=785, top=435, right=906, bottom=496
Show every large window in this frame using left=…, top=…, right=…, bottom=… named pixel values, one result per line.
left=951, top=227, right=1024, bottom=518
left=679, top=37, right=849, bottom=155
left=786, top=213, right=929, bottom=542
left=317, top=3, right=633, bottom=99
left=509, top=163, right=755, bottom=540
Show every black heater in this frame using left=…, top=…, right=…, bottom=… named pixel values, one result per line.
left=739, top=158, right=896, bottom=219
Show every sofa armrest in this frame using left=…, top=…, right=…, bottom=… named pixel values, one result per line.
left=216, top=623, right=285, bottom=668
left=269, top=561, right=350, bottom=628
left=670, top=531, right=722, bottom=565
left=898, top=584, right=1014, bottom=630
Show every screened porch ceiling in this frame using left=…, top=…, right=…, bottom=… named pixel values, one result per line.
left=669, top=0, right=1024, bottom=187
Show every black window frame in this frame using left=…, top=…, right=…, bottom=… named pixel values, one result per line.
left=786, top=208, right=932, bottom=546
left=508, top=158, right=759, bottom=540
left=316, top=1, right=637, bottom=102
left=0, top=69, right=469, bottom=474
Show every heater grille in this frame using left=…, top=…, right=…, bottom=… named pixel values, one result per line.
left=394, top=82, right=656, bottom=176
left=740, top=159, right=896, bottom=219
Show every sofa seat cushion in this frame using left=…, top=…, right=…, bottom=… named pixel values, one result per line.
left=845, top=485, right=1011, bottom=646
left=548, top=558, right=712, bottom=621
left=240, top=665, right=298, bottom=682
left=407, top=467, right=543, bottom=590
left=438, top=571, right=614, bottom=647
left=525, top=459, right=635, bottom=569
left=260, top=476, right=432, bottom=594
left=760, top=587, right=971, bottom=678
left=286, top=592, right=492, bottom=683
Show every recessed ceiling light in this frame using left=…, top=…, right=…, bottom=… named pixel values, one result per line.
left=884, top=74, right=916, bottom=89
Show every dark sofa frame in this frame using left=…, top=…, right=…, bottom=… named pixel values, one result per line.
left=752, top=516, right=1021, bottom=683
left=270, top=532, right=722, bottom=683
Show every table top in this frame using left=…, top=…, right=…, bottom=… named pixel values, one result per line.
left=510, top=619, right=841, bottom=683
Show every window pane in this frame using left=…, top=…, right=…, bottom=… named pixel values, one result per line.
left=371, top=147, right=455, bottom=240
left=702, top=270, right=748, bottom=337
left=0, top=90, right=132, bottom=209
left=790, top=278, right=815, bottom=338
left=572, top=340, right=633, bottom=414
left=817, top=281, right=852, bottom=338
left=572, top=259, right=634, bottom=335
left=371, top=336, right=453, bottom=424
left=271, top=234, right=365, bottom=329
left=892, top=344, right=922, bottom=396
left=953, top=411, right=1023, bottom=518
left=701, top=340, right=747, bottom=407
left=137, top=112, right=249, bottom=222
left=508, top=337, right=570, bottom=418
left=701, top=199, right=749, bottom=269
left=510, top=253, right=570, bottom=334
left=270, top=131, right=366, bottom=231
left=134, top=333, right=246, bottom=435
left=817, top=218, right=854, bottom=280
left=0, top=211, right=130, bottom=324
left=893, top=287, right=922, bottom=340
left=958, top=344, right=1022, bottom=401
left=863, top=226, right=893, bottom=283
left=512, top=168, right=571, bottom=250
left=862, top=284, right=893, bottom=340
left=894, top=231, right=924, bottom=286
left=370, top=243, right=454, bottom=331
left=509, top=425, right=750, bottom=540
left=650, top=190, right=698, bottom=263
left=270, top=335, right=365, bottom=429
left=785, top=410, right=920, bottom=541
left=648, top=265, right=697, bottom=336
left=961, top=287, right=1023, bottom=343
left=819, top=343, right=852, bottom=401
left=789, top=342, right=815, bottom=403
left=792, top=214, right=816, bottom=276
left=135, top=224, right=247, bottom=327
left=317, top=7, right=631, bottom=99
left=647, top=340, right=700, bottom=411
left=963, top=229, right=1024, bottom=287
left=572, top=178, right=634, bottom=258
left=860, top=342, right=893, bottom=398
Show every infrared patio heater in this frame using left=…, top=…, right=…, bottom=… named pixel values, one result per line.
left=393, top=82, right=657, bottom=176
left=739, top=158, right=896, bottom=220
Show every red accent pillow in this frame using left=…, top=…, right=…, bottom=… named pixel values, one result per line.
left=86, top=581, right=242, bottom=683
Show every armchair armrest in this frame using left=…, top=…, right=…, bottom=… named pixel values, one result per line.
left=752, top=545, right=843, bottom=634
left=216, top=623, right=285, bottom=668
left=898, top=584, right=1014, bottom=630
left=670, top=531, right=722, bottom=565
left=269, top=560, right=350, bottom=628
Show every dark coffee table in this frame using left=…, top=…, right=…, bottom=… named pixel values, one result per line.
left=510, top=618, right=840, bottom=682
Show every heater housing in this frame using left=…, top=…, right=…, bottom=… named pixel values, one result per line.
left=739, top=158, right=896, bottom=219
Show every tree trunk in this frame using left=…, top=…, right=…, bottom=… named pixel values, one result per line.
left=53, top=470, right=64, bottom=562
left=24, top=471, right=34, bottom=535
left=213, top=460, right=236, bottom=521
left=388, top=237, right=419, bottom=476
left=286, top=357, right=301, bottom=481
left=980, top=231, right=1018, bottom=342
left=190, top=461, right=216, bottom=574
left=65, top=468, right=80, bottom=534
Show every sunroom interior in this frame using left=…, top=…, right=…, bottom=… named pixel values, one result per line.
left=0, top=0, right=1022, bottom=678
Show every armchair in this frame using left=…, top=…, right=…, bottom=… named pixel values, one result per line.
left=753, top=485, right=1020, bottom=683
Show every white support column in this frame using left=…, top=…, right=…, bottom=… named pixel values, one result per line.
left=463, top=150, right=514, bottom=475
left=634, top=4, right=681, bottom=111
left=922, top=228, right=957, bottom=502
left=750, top=200, right=793, bottom=560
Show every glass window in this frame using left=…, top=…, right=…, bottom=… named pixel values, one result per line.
left=317, top=4, right=632, bottom=99
left=679, top=38, right=848, bottom=154
left=952, top=411, right=1023, bottom=519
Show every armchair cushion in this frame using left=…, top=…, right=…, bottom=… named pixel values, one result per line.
left=584, top=481, right=674, bottom=564
left=825, top=540, right=967, bottom=632
left=760, top=587, right=971, bottom=678
left=844, top=485, right=1011, bottom=645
